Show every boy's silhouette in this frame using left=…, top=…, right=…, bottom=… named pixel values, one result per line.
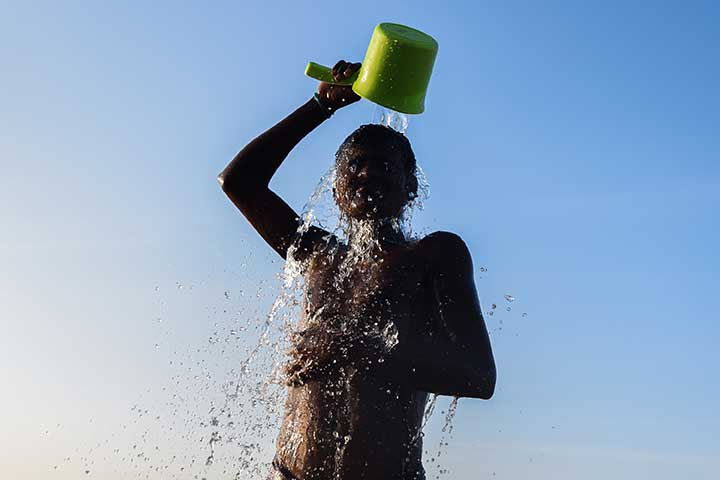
left=219, top=60, right=496, bottom=480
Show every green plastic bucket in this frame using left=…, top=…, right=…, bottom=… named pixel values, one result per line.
left=305, top=23, right=438, bottom=114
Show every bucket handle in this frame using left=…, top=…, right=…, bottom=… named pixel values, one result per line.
left=305, top=62, right=359, bottom=86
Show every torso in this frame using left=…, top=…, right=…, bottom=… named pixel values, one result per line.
left=274, top=235, right=442, bottom=480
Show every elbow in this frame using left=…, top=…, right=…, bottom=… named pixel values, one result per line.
left=218, top=148, right=262, bottom=195
left=217, top=171, right=227, bottom=190
left=217, top=168, right=259, bottom=200
left=217, top=157, right=248, bottom=194
left=217, top=169, right=235, bottom=193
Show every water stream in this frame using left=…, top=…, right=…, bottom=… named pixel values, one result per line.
left=372, top=105, right=410, bottom=134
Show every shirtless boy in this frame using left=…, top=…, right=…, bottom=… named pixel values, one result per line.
left=219, top=60, right=496, bottom=480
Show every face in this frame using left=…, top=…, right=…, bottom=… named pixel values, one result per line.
left=334, top=144, right=414, bottom=220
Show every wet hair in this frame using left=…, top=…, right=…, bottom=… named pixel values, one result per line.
left=336, top=124, right=418, bottom=198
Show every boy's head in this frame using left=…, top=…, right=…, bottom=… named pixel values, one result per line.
left=334, top=124, right=418, bottom=220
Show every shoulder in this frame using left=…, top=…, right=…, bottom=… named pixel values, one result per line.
left=416, top=231, right=473, bottom=270
left=419, top=231, right=469, bottom=250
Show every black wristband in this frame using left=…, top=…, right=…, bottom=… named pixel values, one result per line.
left=313, top=92, right=335, bottom=118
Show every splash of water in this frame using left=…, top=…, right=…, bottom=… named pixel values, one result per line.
left=372, top=104, right=409, bottom=133
left=236, top=157, right=435, bottom=476
left=64, top=148, right=459, bottom=479
left=215, top=151, right=445, bottom=478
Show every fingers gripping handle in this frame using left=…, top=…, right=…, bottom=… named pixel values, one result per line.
left=305, top=62, right=359, bottom=85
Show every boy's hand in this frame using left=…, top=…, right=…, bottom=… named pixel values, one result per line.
left=316, top=60, right=362, bottom=111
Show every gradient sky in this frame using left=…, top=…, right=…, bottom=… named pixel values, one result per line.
left=1, top=1, right=719, bottom=479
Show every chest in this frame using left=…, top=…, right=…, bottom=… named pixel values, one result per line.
left=301, top=247, right=434, bottom=329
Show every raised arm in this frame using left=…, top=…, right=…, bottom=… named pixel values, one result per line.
left=387, top=232, right=497, bottom=399
left=218, top=60, right=361, bottom=259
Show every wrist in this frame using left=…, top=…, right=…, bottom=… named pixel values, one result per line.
left=313, top=92, right=336, bottom=118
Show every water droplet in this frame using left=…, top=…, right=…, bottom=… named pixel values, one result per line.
left=504, top=294, right=515, bottom=302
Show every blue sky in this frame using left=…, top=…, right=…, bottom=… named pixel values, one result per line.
left=1, top=1, right=718, bottom=479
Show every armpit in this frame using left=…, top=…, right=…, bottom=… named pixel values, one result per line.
left=288, top=225, right=338, bottom=265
